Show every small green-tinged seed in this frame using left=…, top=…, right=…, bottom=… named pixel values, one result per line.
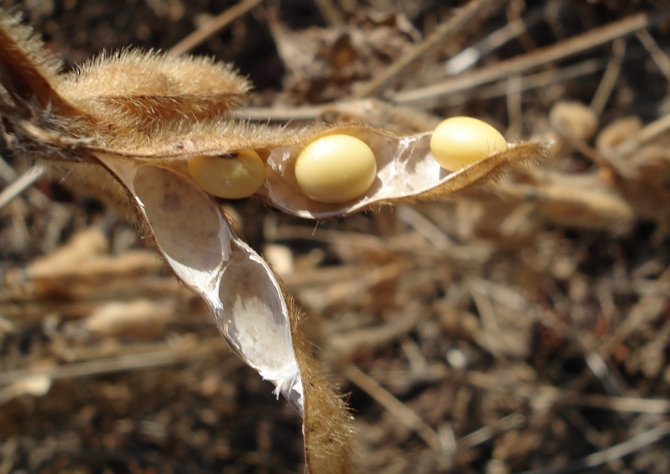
left=188, top=150, right=265, bottom=199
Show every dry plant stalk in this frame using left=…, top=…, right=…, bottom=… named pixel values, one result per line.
left=0, top=10, right=550, bottom=473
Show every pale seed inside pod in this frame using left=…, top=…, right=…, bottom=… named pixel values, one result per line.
left=188, top=150, right=265, bottom=199
left=430, top=117, right=508, bottom=171
left=294, top=134, right=377, bottom=204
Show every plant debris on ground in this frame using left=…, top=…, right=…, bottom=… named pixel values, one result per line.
left=1, top=0, right=670, bottom=473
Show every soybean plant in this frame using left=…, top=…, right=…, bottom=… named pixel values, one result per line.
left=0, top=10, right=550, bottom=473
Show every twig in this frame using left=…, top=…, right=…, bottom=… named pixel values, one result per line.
left=0, top=163, right=45, bottom=211
left=506, top=73, right=523, bottom=139
left=516, top=423, right=670, bottom=474
left=352, top=0, right=505, bottom=98
left=0, top=338, right=226, bottom=386
left=506, top=0, right=539, bottom=52
left=444, top=6, right=544, bottom=75
left=394, top=206, right=493, bottom=264
left=325, top=301, right=422, bottom=361
left=236, top=57, right=609, bottom=122
left=556, top=134, right=614, bottom=169
left=458, top=367, right=670, bottom=414
left=616, top=113, right=670, bottom=157
left=344, top=364, right=443, bottom=452
left=590, top=38, right=626, bottom=116
left=583, top=350, right=627, bottom=401
left=393, top=10, right=670, bottom=105
left=602, top=268, right=670, bottom=352
left=564, top=408, right=616, bottom=455
left=0, top=155, right=18, bottom=183
left=312, top=0, right=344, bottom=27
left=470, top=280, right=507, bottom=359
left=458, top=413, right=525, bottom=450
left=168, top=0, right=265, bottom=56
left=396, top=205, right=457, bottom=252
left=635, top=28, right=670, bottom=82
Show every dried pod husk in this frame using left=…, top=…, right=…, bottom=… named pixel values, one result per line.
left=549, top=101, right=598, bottom=141
left=596, top=116, right=643, bottom=155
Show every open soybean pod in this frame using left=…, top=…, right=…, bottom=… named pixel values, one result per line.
left=80, top=121, right=549, bottom=219
left=90, top=154, right=353, bottom=473
left=0, top=9, right=550, bottom=474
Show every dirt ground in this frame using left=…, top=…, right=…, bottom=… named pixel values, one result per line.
left=1, top=0, right=670, bottom=473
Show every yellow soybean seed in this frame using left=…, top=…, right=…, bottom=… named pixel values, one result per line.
left=430, top=117, right=507, bottom=171
left=295, top=134, right=377, bottom=204
left=188, top=150, right=265, bottom=199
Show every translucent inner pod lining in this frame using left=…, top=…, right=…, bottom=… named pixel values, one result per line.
left=259, top=130, right=437, bottom=218
left=256, top=128, right=533, bottom=219
left=93, top=153, right=303, bottom=414
left=218, top=241, right=303, bottom=411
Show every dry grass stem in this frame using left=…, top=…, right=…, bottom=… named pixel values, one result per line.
left=353, top=0, right=505, bottom=98
left=444, top=6, right=545, bottom=75
left=168, top=0, right=265, bottom=56
left=519, top=423, right=670, bottom=474
left=394, top=10, right=670, bottom=105
left=0, top=163, right=45, bottom=209
left=590, top=39, right=626, bottom=116
left=344, top=364, right=443, bottom=451
left=635, top=28, right=670, bottom=82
